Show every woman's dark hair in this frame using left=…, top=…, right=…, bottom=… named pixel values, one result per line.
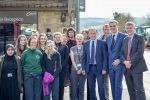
left=81, top=29, right=89, bottom=40
left=66, top=27, right=76, bottom=38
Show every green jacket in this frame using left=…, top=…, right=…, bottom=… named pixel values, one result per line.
left=0, top=55, right=23, bottom=93
left=21, top=48, right=42, bottom=74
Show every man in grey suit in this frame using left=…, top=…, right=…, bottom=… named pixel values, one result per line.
left=100, top=24, right=110, bottom=100
left=120, top=22, right=148, bottom=100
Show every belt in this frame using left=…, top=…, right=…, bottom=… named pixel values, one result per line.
left=89, top=64, right=97, bottom=66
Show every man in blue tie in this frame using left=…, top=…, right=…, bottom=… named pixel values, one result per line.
left=82, top=28, right=108, bottom=100
left=106, top=20, right=126, bottom=100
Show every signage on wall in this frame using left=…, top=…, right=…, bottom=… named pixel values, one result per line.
left=79, top=0, right=85, bottom=12
left=0, top=11, right=37, bottom=23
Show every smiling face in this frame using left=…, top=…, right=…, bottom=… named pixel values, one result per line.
left=20, top=37, right=26, bottom=46
left=82, top=31, right=88, bottom=40
left=47, top=42, right=55, bottom=51
left=40, top=35, right=47, bottom=45
left=54, top=34, right=62, bottom=44
left=62, top=35, right=67, bottom=44
left=68, top=30, right=75, bottom=38
left=109, top=22, right=118, bottom=34
left=76, top=38, right=83, bottom=45
left=88, top=29, right=98, bottom=40
left=103, top=27, right=110, bottom=36
left=31, top=31, right=39, bottom=38
left=125, top=25, right=135, bottom=36
left=7, top=47, right=14, bottom=56
left=30, top=38, right=37, bottom=49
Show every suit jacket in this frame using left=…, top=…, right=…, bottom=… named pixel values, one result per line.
left=82, top=39, right=108, bottom=74
left=120, top=33, right=148, bottom=74
left=106, top=32, right=126, bottom=70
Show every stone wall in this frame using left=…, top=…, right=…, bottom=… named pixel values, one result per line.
left=38, top=12, right=69, bottom=34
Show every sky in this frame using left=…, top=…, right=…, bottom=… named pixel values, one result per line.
left=80, top=0, right=150, bottom=18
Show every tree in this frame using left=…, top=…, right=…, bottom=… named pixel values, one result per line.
left=113, top=12, right=134, bottom=32
left=142, top=13, right=150, bottom=26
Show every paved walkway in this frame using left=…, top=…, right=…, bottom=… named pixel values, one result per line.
left=64, top=79, right=150, bottom=100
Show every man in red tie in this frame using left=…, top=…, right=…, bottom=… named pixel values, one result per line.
left=120, top=22, right=148, bottom=100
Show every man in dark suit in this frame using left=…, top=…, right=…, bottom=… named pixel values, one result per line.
left=82, top=28, right=108, bottom=100
left=120, top=22, right=148, bottom=100
left=106, top=20, right=126, bottom=100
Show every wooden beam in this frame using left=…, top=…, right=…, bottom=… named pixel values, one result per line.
left=67, top=0, right=72, bottom=26
left=0, top=7, right=75, bottom=11
left=0, top=0, right=68, bottom=4
left=68, top=0, right=72, bottom=17
left=0, top=0, right=15, bottom=3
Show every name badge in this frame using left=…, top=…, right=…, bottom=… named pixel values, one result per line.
left=7, top=73, right=13, bottom=77
left=77, top=64, right=81, bottom=68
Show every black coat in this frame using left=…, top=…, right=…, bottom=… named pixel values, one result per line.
left=42, top=52, right=62, bottom=78
left=56, top=43, right=69, bottom=69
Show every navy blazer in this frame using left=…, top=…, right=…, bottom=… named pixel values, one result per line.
left=82, top=39, right=108, bottom=74
left=106, top=32, right=126, bottom=70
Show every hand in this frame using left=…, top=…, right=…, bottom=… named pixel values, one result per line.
left=124, top=61, right=132, bottom=69
left=82, top=70, right=86, bottom=75
left=77, top=70, right=82, bottom=74
left=102, top=70, right=106, bottom=75
left=112, top=59, right=120, bottom=66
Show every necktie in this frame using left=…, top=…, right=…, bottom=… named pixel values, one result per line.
left=126, top=37, right=131, bottom=61
left=91, top=41, right=95, bottom=64
left=111, top=35, right=115, bottom=50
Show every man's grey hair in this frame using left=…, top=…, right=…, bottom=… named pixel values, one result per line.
left=125, top=22, right=136, bottom=27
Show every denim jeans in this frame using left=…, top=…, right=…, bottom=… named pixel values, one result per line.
left=24, top=73, right=42, bottom=100
left=43, top=76, right=59, bottom=100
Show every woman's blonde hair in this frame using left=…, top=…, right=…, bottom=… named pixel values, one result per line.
left=15, top=34, right=28, bottom=57
left=37, top=33, right=48, bottom=50
left=45, top=40, right=56, bottom=59
left=75, top=34, right=84, bottom=40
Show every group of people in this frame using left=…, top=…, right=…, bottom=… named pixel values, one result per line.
left=0, top=20, right=148, bottom=100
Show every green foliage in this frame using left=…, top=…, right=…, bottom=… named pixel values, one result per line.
left=113, top=12, right=134, bottom=32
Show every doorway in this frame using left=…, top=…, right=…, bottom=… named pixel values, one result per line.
left=0, top=24, right=14, bottom=55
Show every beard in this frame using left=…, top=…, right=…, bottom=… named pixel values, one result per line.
left=69, top=35, right=74, bottom=38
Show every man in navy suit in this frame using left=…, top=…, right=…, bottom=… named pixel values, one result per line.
left=106, top=20, right=126, bottom=100
left=82, top=28, right=108, bottom=100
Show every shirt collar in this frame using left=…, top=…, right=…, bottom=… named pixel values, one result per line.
left=90, top=38, right=97, bottom=42
left=129, top=33, right=135, bottom=40
left=130, top=33, right=134, bottom=38
left=111, top=31, right=118, bottom=37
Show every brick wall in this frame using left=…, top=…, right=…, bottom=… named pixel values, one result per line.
left=38, top=12, right=69, bottom=34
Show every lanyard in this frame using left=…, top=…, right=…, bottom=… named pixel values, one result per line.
left=77, top=47, right=82, bottom=62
